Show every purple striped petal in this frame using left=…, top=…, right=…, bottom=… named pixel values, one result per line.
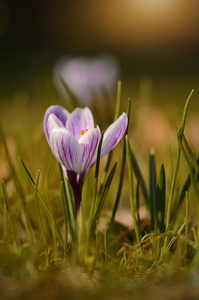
left=79, top=126, right=101, bottom=180
left=49, top=128, right=82, bottom=175
left=45, top=114, right=65, bottom=144
left=44, top=105, right=70, bottom=142
left=100, top=113, right=128, bottom=158
left=66, top=107, right=94, bottom=140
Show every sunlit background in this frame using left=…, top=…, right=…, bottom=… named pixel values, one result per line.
left=0, top=2, right=198, bottom=81
left=1, top=0, right=199, bottom=108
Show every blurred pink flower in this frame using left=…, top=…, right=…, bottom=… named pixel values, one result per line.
left=53, top=55, right=119, bottom=106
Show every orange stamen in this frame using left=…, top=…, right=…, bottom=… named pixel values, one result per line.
left=81, top=129, right=89, bottom=136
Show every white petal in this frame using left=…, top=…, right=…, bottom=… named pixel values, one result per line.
left=66, top=107, right=94, bottom=140
left=79, top=126, right=101, bottom=178
left=50, top=128, right=82, bottom=175
left=101, top=113, right=128, bottom=158
left=44, top=105, right=70, bottom=143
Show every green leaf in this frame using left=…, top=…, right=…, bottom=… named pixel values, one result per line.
left=136, top=180, right=141, bottom=231
left=99, top=80, right=122, bottom=194
left=109, top=98, right=131, bottom=228
left=59, top=164, right=76, bottom=246
left=150, top=148, right=157, bottom=232
left=126, top=135, right=141, bottom=245
left=90, top=162, right=117, bottom=237
left=130, top=148, right=149, bottom=209
left=157, top=163, right=166, bottom=234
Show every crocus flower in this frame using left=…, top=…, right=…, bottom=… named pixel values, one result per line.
left=44, top=105, right=128, bottom=214
left=53, top=55, right=119, bottom=106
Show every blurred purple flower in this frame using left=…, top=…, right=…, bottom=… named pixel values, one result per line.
left=44, top=105, right=127, bottom=214
left=53, top=55, right=119, bottom=105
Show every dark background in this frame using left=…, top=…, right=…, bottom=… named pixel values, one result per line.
left=1, top=0, right=199, bottom=100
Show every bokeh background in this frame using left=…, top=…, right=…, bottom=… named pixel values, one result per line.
left=1, top=0, right=199, bottom=98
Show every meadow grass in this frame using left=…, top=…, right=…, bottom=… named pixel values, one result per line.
left=0, top=82, right=199, bottom=299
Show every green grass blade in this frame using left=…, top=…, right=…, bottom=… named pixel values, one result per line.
left=136, top=179, right=141, bottom=231
left=60, top=181, right=70, bottom=253
left=177, top=130, right=199, bottom=242
left=126, top=135, right=141, bottom=245
left=177, top=131, right=199, bottom=203
left=163, top=223, right=185, bottom=257
left=19, top=158, right=64, bottom=248
left=2, top=178, right=17, bottom=250
left=99, top=152, right=112, bottom=196
left=109, top=138, right=126, bottom=228
left=19, top=157, right=36, bottom=189
left=171, top=155, right=199, bottom=222
left=157, top=163, right=166, bottom=234
left=34, top=170, right=47, bottom=245
left=125, top=98, right=131, bottom=134
left=59, top=164, right=76, bottom=244
left=90, top=133, right=104, bottom=219
left=99, top=81, right=122, bottom=194
left=87, top=133, right=104, bottom=244
left=165, top=90, right=194, bottom=249
left=109, top=98, right=131, bottom=228
left=94, top=162, right=117, bottom=219
left=91, top=162, right=117, bottom=237
left=171, top=174, right=190, bottom=222
left=185, top=191, right=189, bottom=238
left=113, top=80, right=122, bottom=122
left=150, top=148, right=157, bottom=232
left=130, top=148, right=149, bottom=209
left=182, top=134, right=199, bottom=178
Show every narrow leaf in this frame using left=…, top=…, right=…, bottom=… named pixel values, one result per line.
left=130, top=148, right=149, bottom=209
left=150, top=148, right=157, bottom=232
left=90, top=162, right=117, bottom=237
left=109, top=98, right=131, bottom=228
left=157, top=163, right=166, bottom=234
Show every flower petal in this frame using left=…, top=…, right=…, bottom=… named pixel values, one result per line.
left=100, top=113, right=128, bottom=158
left=66, top=107, right=94, bottom=140
left=78, top=126, right=101, bottom=180
left=50, top=128, right=82, bottom=175
left=44, top=105, right=70, bottom=142
left=45, top=113, right=65, bottom=144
